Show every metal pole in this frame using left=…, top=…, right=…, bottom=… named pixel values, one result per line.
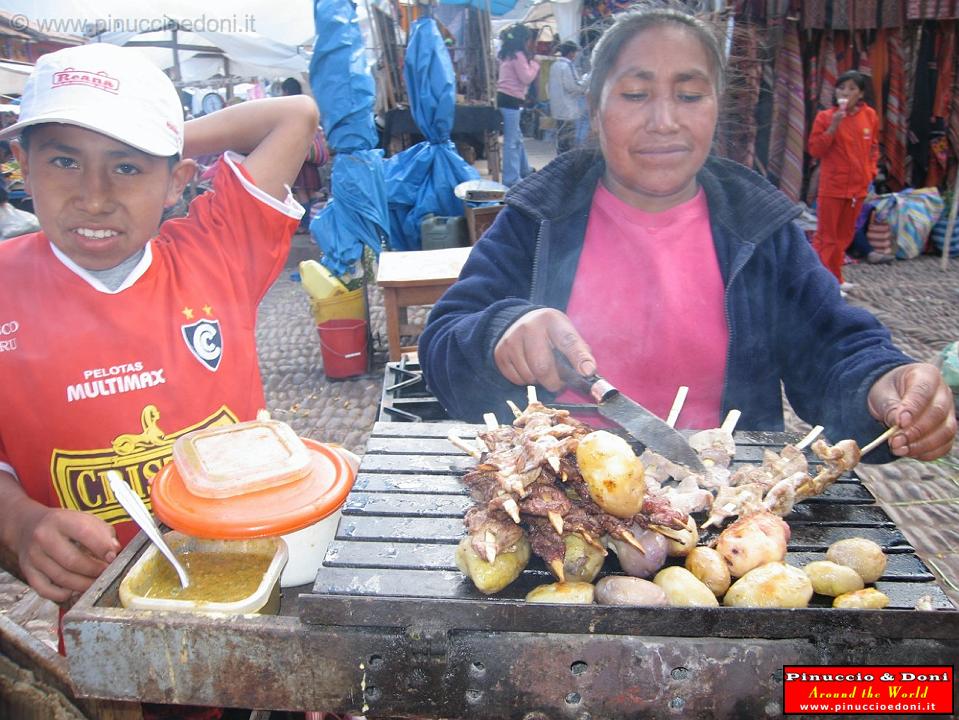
left=940, top=163, right=959, bottom=270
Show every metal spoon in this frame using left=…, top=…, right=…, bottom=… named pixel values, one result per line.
left=107, top=470, right=190, bottom=589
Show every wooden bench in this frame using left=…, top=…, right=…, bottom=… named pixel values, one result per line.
left=375, top=246, right=472, bottom=362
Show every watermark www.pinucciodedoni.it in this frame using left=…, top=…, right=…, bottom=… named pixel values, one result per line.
left=9, top=13, right=257, bottom=36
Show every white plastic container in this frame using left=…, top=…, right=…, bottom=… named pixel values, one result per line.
left=279, top=447, right=359, bottom=587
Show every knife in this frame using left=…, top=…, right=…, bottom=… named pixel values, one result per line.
left=553, top=351, right=706, bottom=473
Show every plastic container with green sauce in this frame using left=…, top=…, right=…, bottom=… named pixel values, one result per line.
left=119, top=532, right=287, bottom=615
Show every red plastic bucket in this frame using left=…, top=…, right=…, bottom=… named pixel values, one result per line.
left=317, top=319, right=367, bottom=378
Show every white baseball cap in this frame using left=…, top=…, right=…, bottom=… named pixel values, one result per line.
left=0, top=43, right=183, bottom=156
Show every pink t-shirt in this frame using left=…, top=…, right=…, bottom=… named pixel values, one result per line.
left=557, top=183, right=728, bottom=429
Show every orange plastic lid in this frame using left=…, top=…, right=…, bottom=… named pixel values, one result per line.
left=151, top=439, right=355, bottom=539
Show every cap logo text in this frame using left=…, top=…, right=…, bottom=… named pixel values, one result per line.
left=52, top=68, right=120, bottom=94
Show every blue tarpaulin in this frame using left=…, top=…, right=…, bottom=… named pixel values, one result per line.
left=383, top=18, right=480, bottom=250
left=443, top=0, right=519, bottom=16
left=309, top=0, right=389, bottom=277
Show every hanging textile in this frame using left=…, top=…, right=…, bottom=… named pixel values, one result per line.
left=950, top=38, right=959, bottom=156
left=868, top=29, right=889, bottom=126
left=933, top=22, right=956, bottom=119
left=818, top=32, right=838, bottom=109
left=883, top=28, right=909, bottom=189
left=719, top=23, right=763, bottom=167
left=908, top=23, right=937, bottom=187
left=907, top=0, right=959, bottom=20
left=767, top=20, right=805, bottom=202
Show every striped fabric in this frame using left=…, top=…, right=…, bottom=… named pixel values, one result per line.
left=767, top=20, right=805, bottom=202
left=933, top=23, right=956, bottom=121
left=907, top=0, right=959, bottom=19
left=872, top=187, right=945, bottom=259
left=720, top=23, right=762, bottom=167
left=883, top=28, right=909, bottom=189
left=818, top=32, right=838, bottom=110
left=869, top=29, right=889, bottom=125
left=950, top=40, right=959, bottom=156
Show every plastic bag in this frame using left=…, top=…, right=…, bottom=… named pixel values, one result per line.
left=871, top=187, right=945, bottom=259
left=0, top=203, right=40, bottom=240
left=936, top=342, right=959, bottom=391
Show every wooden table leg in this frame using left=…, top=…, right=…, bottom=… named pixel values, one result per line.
left=383, top=287, right=402, bottom=362
left=485, top=130, right=501, bottom=182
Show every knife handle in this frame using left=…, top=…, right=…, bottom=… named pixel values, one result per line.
left=552, top=350, right=616, bottom=403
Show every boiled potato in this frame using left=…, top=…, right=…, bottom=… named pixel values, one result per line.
left=685, top=546, right=731, bottom=597
left=664, top=521, right=699, bottom=558
left=595, top=576, right=668, bottom=606
left=526, top=581, right=595, bottom=604
left=563, top=533, right=606, bottom=583
left=576, top=430, right=646, bottom=518
left=803, top=560, right=864, bottom=597
left=723, top=562, right=813, bottom=608
left=608, top=526, right=668, bottom=578
left=826, top=538, right=887, bottom=583
left=455, top=535, right=530, bottom=594
left=652, top=566, right=719, bottom=607
left=833, top=588, right=890, bottom=609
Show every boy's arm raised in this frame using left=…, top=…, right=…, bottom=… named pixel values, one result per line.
left=182, top=95, right=319, bottom=201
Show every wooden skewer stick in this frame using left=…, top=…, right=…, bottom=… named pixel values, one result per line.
left=665, top=386, right=688, bottom=428
left=447, top=431, right=481, bottom=458
left=527, top=386, right=538, bottom=406
left=721, top=409, right=741, bottom=435
left=506, top=400, right=522, bottom=418
left=795, top=425, right=824, bottom=451
left=483, top=413, right=499, bottom=430
left=861, top=424, right=900, bottom=455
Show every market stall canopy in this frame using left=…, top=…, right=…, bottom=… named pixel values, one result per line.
left=441, top=0, right=521, bottom=16
left=383, top=18, right=479, bottom=250
left=89, top=24, right=308, bottom=83
left=0, top=61, right=32, bottom=95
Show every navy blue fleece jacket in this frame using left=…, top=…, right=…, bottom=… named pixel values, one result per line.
left=418, top=150, right=911, bottom=462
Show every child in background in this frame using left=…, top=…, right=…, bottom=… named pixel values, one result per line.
left=496, top=24, right=540, bottom=187
left=808, top=70, right=880, bottom=289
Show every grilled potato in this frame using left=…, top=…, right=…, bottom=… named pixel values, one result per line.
left=595, top=576, right=668, bottom=606
left=723, top=562, right=813, bottom=608
left=526, top=581, right=595, bottom=604
left=456, top=535, right=531, bottom=594
left=826, top=538, right=887, bottom=584
left=576, top=430, right=646, bottom=518
left=803, top=560, right=865, bottom=597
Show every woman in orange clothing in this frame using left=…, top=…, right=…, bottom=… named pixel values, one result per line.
left=808, top=70, right=879, bottom=287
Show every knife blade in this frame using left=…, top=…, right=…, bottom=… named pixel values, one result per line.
left=553, top=352, right=706, bottom=473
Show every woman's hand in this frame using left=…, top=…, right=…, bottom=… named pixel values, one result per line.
left=867, top=363, right=957, bottom=460
left=494, top=308, right=595, bottom=392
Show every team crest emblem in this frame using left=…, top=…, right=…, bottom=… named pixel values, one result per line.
left=181, top=319, right=223, bottom=371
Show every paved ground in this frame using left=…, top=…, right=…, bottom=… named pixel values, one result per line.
left=3, top=135, right=959, bottom=706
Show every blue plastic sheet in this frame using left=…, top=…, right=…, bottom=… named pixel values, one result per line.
left=383, top=18, right=479, bottom=250
left=442, top=0, right=519, bottom=16
left=309, top=0, right=389, bottom=275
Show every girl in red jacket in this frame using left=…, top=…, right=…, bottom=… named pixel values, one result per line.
left=808, top=70, right=880, bottom=287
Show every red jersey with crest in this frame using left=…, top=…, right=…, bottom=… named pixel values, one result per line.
left=0, top=153, right=302, bottom=545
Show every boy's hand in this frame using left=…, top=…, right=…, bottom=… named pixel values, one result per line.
left=13, top=503, right=120, bottom=603
left=867, top=363, right=957, bottom=460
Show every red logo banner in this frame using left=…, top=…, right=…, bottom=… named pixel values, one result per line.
left=783, top=665, right=954, bottom=715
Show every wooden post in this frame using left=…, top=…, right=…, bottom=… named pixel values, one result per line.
left=940, top=164, right=959, bottom=270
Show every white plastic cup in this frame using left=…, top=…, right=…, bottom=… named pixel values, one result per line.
left=279, top=447, right=359, bottom=587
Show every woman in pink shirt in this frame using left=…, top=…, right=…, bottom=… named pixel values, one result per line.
left=496, top=24, right=540, bottom=186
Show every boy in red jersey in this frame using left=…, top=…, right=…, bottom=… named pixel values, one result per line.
left=0, top=43, right=317, bottom=605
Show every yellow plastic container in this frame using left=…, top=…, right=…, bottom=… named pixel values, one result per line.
left=119, top=532, right=287, bottom=615
left=310, top=286, right=366, bottom=325
left=299, top=259, right=347, bottom=301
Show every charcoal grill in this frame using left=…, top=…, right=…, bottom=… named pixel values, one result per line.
left=64, top=422, right=959, bottom=719
left=379, top=358, right=450, bottom=422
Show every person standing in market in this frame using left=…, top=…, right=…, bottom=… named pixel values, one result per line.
left=0, top=43, right=317, bottom=606
left=808, top=70, right=880, bottom=289
left=548, top=40, right=588, bottom=154
left=497, top=24, right=540, bottom=187
left=420, top=7, right=955, bottom=463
